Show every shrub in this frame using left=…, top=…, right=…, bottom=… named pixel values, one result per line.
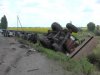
left=96, top=25, right=99, bottom=30
left=87, top=22, right=95, bottom=32
left=94, top=30, right=100, bottom=36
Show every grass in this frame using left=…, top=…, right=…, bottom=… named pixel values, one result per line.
left=34, top=44, right=95, bottom=75
left=17, top=37, right=95, bottom=75
left=87, top=37, right=100, bottom=70
left=12, top=27, right=97, bottom=75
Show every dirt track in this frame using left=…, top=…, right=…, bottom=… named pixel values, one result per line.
left=0, top=33, right=70, bottom=75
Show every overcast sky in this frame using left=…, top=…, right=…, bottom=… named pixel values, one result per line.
left=0, top=0, right=100, bottom=27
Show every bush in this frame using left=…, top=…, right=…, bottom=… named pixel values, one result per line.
left=94, top=30, right=100, bottom=36
left=87, top=22, right=95, bottom=32
left=96, top=25, right=99, bottom=30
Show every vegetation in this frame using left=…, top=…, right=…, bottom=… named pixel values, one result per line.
left=8, top=26, right=100, bottom=75
left=87, top=22, right=95, bottom=32
left=96, top=25, right=99, bottom=30
left=0, top=15, right=8, bottom=29
left=8, top=27, right=49, bottom=33
left=17, top=37, right=94, bottom=75
left=94, top=30, right=100, bottom=36
left=87, top=38, right=100, bottom=70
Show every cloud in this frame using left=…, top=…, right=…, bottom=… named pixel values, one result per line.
left=0, top=0, right=100, bottom=27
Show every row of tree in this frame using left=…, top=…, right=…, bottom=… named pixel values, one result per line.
left=0, top=15, right=8, bottom=29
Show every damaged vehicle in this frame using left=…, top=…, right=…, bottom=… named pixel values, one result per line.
left=39, top=22, right=79, bottom=54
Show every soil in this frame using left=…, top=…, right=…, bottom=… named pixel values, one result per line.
left=0, top=33, right=71, bottom=75
left=72, top=36, right=99, bottom=59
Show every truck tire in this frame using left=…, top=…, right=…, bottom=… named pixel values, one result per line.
left=51, top=22, right=63, bottom=32
left=66, top=23, right=78, bottom=33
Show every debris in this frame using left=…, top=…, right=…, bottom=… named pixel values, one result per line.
left=39, top=22, right=79, bottom=54
left=29, top=48, right=36, bottom=52
left=26, top=49, right=36, bottom=56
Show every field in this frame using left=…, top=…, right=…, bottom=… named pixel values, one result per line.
left=8, top=27, right=50, bottom=33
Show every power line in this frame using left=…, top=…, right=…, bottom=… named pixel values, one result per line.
left=17, top=16, right=24, bottom=31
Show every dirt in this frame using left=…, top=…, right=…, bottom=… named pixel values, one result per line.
left=72, top=36, right=99, bottom=59
left=0, top=34, right=71, bottom=75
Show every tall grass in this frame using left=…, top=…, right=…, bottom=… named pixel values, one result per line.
left=17, top=37, right=94, bottom=75
left=87, top=37, right=100, bottom=70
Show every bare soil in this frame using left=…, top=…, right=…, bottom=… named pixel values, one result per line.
left=0, top=34, right=71, bottom=75
left=72, top=36, right=99, bottom=59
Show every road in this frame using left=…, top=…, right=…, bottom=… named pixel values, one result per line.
left=0, top=33, right=70, bottom=75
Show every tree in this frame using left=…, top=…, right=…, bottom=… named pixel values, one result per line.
left=96, top=25, right=99, bottom=30
left=87, top=22, right=95, bottom=32
left=1, top=15, right=8, bottom=29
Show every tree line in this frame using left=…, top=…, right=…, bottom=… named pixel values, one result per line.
left=0, top=15, right=8, bottom=29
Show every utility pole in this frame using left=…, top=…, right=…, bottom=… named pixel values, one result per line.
left=17, top=16, right=24, bottom=31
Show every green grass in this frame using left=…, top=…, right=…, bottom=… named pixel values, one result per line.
left=87, top=37, right=100, bottom=70
left=17, top=37, right=95, bottom=75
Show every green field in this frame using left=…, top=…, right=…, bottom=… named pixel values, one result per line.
left=8, top=27, right=50, bottom=33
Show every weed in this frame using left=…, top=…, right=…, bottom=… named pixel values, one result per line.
left=17, top=37, right=94, bottom=75
left=87, top=38, right=100, bottom=69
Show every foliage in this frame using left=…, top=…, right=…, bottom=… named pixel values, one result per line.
left=87, top=22, right=95, bottom=32
left=94, top=30, right=100, bottom=36
left=0, top=23, right=1, bottom=28
left=0, top=15, right=8, bottom=29
left=17, top=37, right=94, bottom=75
left=66, top=58, right=94, bottom=75
left=96, top=25, right=99, bottom=30
left=36, top=45, right=94, bottom=75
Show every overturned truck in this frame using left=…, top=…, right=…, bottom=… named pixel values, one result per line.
left=39, top=22, right=79, bottom=54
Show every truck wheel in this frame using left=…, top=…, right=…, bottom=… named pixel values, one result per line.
left=66, top=23, right=78, bottom=33
left=51, top=22, right=63, bottom=32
